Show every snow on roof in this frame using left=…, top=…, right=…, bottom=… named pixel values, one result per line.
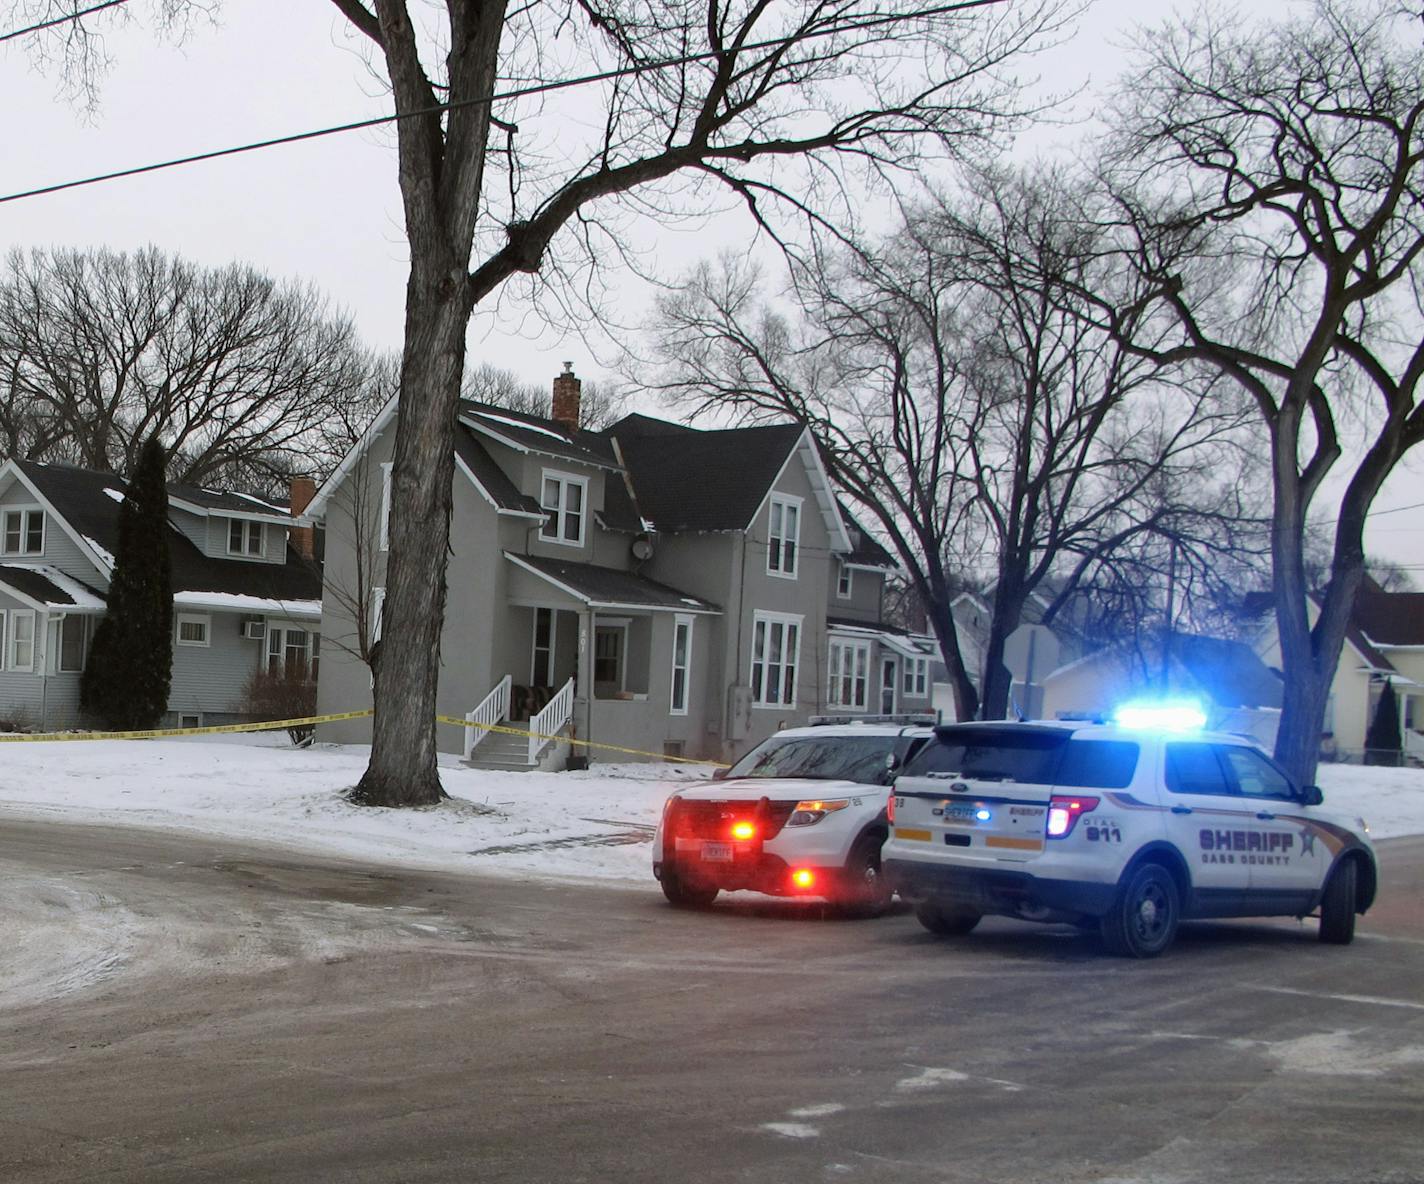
left=101, top=487, right=125, bottom=504
left=231, top=491, right=287, bottom=513
left=474, top=410, right=572, bottom=443
left=0, top=563, right=107, bottom=610
left=81, top=535, right=116, bottom=569
left=173, top=591, right=322, bottom=619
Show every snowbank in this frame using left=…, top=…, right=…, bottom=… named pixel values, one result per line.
left=0, top=735, right=1419, bottom=885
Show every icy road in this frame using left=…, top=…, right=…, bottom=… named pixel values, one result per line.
left=2, top=817, right=1421, bottom=1184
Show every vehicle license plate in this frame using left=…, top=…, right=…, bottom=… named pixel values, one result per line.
left=701, top=841, right=734, bottom=862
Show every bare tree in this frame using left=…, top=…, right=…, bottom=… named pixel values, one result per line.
left=1096, top=0, right=1424, bottom=784
left=17, top=0, right=1061, bottom=805
left=0, top=246, right=388, bottom=486
left=641, top=166, right=1262, bottom=720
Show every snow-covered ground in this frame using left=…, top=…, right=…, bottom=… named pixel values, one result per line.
left=0, top=734, right=1421, bottom=885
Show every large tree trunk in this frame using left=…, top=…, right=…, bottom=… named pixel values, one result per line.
left=350, top=252, right=471, bottom=807
left=924, top=592, right=978, bottom=722
left=979, top=584, right=1028, bottom=722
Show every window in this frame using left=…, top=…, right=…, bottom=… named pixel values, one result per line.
left=8, top=609, right=35, bottom=671
left=1053, top=741, right=1140, bottom=790
left=379, top=462, right=393, bottom=552
left=268, top=624, right=318, bottom=680
left=531, top=607, right=555, bottom=685
left=58, top=615, right=88, bottom=672
left=227, top=519, right=265, bottom=557
left=1165, top=743, right=1232, bottom=796
left=750, top=612, right=801, bottom=707
left=179, top=713, right=202, bottom=729
left=176, top=613, right=211, bottom=647
left=836, top=562, right=852, bottom=599
left=1221, top=746, right=1295, bottom=800
left=540, top=472, right=587, bottom=546
left=0, top=613, right=5, bottom=671
left=670, top=615, right=693, bottom=715
left=901, top=655, right=929, bottom=698
left=594, top=625, right=624, bottom=688
left=2, top=508, right=44, bottom=556
left=766, top=495, right=800, bottom=577
left=827, top=639, right=870, bottom=710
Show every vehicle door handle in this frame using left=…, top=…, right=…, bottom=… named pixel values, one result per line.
left=1256, top=812, right=1275, bottom=820
left=1170, top=806, right=1192, bottom=815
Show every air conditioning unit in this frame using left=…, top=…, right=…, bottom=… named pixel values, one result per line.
left=243, top=619, right=266, bottom=641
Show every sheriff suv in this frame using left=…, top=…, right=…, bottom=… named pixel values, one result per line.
left=653, top=718, right=934, bottom=914
left=882, top=716, right=1378, bottom=957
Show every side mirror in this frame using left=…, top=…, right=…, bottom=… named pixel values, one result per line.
left=1300, top=784, right=1324, bottom=806
left=712, top=766, right=729, bottom=780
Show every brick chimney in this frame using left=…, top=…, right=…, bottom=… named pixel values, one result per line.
left=288, top=476, right=317, bottom=560
left=551, top=361, right=582, bottom=429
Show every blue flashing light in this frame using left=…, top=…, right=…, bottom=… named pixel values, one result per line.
left=974, top=808, right=992, bottom=822
left=1113, top=700, right=1208, bottom=732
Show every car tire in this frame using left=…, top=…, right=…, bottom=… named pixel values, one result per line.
left=660, top=869, right=719, bottom=909
left=1318, top=858, right=1357, bottom=945
left=841, top=834, right=894, bottom=918
left=914, top=901, right=981, bottom=936
left=1100, top=862, right=1180, bottom=958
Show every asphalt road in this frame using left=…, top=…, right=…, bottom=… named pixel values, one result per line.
left=2, top=818, right=1421, bottom=1184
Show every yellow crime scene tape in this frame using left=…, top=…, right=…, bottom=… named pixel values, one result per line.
left=0, top=707, right=728, bottom=766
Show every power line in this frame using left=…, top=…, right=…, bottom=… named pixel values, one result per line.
left=0, top=0, right=128, bottom=45
left=0, top=0, right=1006, bottom=206
left=1316, top=499, right=1424, bottom=528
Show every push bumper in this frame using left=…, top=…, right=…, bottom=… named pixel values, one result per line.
left=884, top=858, right=1116, bottom=918
left=654, top=854, right=826, bottom=897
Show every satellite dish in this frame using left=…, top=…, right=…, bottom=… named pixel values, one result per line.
left=631, top=535, right=655, bottom=561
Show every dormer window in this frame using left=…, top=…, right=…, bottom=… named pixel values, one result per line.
left=837, top=561, right=853, bottom=598
left=2, top=508, right=43, bottom=556
left=767, top=495, right=800, bottom=578
left=228, top=519, right=266, bottom=557
left=540, top=471, right=587, bottom=546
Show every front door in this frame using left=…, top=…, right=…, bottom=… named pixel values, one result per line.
left=594, top=625, right=625, bottom=697
left=880, top=656, right=898, bottom=714
left=1217, top=744, right=1323, bottom=906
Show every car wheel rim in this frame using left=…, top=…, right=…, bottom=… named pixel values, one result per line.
left=1133, top=883, right=1169, bottom=944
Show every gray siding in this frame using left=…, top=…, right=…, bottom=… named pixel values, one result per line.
left=168, top=610, right=265, bottom=718
left=832, top=566, right=885, bottom=623
left=200, top=516, right=288, bottom=564
left=0, top=479, right=109, bottom=586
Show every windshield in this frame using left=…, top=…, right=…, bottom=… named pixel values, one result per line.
left=724, top=734, right=914, bottom=784
left=902, top=727, right=1066, bottom=783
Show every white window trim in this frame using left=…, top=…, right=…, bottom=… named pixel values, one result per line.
left=593, top=621, right=628, bottom=690
left=379, top=462, right=393, bottom=552
left=902, top=655, right=929, bottom=697
left=836, top=561, right=852, bottom=599
left=827, top=638, right=871, bottom=711
left=370, top=586, right=386, bottom=647
left=880, top=654, right=899, bottom=714
left=766, top=493, right=802, bottom=580
left=670, top=614, right=693, bottom=716
left=539, top=470, right=590, bottom=548
left=226, top=518, right=267, bottom=559
left=0, top=610, right=6, bottom=672
left=176, top=612, right=212, bottom=648
left=8, top=608, right=35, bottom=671
left=1, top=506, right=45, bottom=558
left=750, top=610, right=803, bottom=709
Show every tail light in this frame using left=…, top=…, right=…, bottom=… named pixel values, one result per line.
left=887, top=795, right=897, bottom=823
left=730, top=820, right=757, bottom=841
left=791, top=868, right=816, bottom=890
left=1046, top=795, right=1099, bottom=838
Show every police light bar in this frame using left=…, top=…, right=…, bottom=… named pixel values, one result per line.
left=1112, top=700, right=1208, bottom=732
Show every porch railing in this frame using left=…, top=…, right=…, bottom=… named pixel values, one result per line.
left=465, top=674, right=512, bottom=760
left=529, top=677, right=575, bottom=765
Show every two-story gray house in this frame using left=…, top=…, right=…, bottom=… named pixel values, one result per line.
left=0, top=459, right=322, bottom=731
left=308, top=366, right=937, bottom=767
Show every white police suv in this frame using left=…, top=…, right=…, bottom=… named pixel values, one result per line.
left=882, top=707, right=1378, bottom=957
left=653, top=718, right=934, bottom=914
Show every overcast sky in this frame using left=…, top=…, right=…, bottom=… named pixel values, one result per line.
left=1, top=0, right=1419, bottom=569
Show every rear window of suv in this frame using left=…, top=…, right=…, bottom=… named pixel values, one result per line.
left=902, top=728, right=1138, bottom=789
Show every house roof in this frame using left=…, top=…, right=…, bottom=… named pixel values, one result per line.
left=607, top=416, right=806, bottom=533
left=827, top=616, right=937, bottom=659
left=10, top=459, right=321, bottom=608
left=166, top=483, right=292, bottom=519
left=1241, top=590, right=1398, bottom=673
left=454, top=427, right=543, bottom=516
left=504, top=552, right=721, bottom=614
left=460, top=400, right=620, bottom=470
left=838, top=504, right=896, bottom=569
left=1352, top=586, right=1424, bottom=647
left=0, top=563, right=106, bottom=610
left=1174, top=635, right=1283, bottom=710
